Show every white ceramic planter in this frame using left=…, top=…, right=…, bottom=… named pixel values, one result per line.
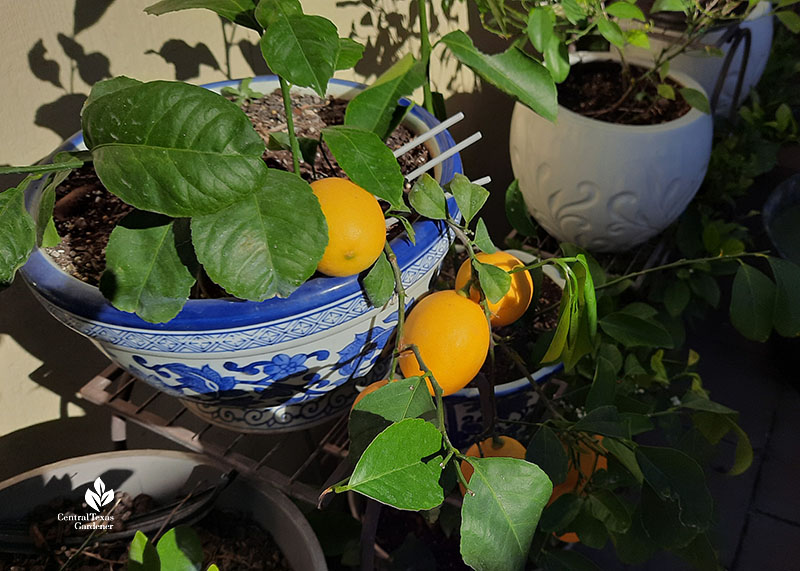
left=625, top=1, right=774, bottom=117
left=509, top=53, right=713, bottom=252
left=0, top=450, right=327, bottom=570
left=21, top=76, right=463, bottom=433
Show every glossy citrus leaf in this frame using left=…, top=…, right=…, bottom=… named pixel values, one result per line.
left=0, top=175, right=39, bottom=284
left=440, top=30, right=557, bottom=122
left=322, top=125, right=405, bottom=210
left=363, top=251, right=394, bottom=307
left=101, top=212, right=196, bottom=323
left=730, top=263, right=776, bottom=342
left=260, top=11, right=339, bottom=97
left=145, top=0, right=261, bottom=31
left=345, top=54, right=426, bottom=140
left=450, top=173, right=488, bottom=225
left=408, top=173, right=447, bottom=220
left=504, top=179, right=536, bottom=237
left=128, top=531, right=159, bottom=571
left=191, top=168, right=326, bottom=301
left=527, top=425, right=568, bottom=484
left=83, top=79, right=267, bottom=217
left=473, top=258, right=512, bottom=304
left=345, top=418, right=443, bottom=510
left=460, top=456, right=552, bottom=571
left=768, top=257, right=800, bottom=337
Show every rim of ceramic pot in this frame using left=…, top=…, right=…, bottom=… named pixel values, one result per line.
left=21, top=77, right=462, bottom=332
left=534, top=51, right=711, bottom=134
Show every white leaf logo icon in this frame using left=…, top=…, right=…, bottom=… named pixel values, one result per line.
left=85, top=478, right=114, bottom=512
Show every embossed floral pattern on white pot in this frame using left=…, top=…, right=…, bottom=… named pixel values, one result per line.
left=21, top=77, right=462, bottom=433
left=509, top=53, right=713, bottom=253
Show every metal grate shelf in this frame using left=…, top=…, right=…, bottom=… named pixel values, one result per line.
left=78, top=364, right=350, bottom=506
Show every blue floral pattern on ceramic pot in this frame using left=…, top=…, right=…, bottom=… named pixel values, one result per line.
left=20, top=77, right=462, bottom=434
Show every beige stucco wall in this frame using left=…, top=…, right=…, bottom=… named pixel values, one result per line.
left=0, top=0, right=473, bottom=478
left=1, top=0, right=472, bottom=165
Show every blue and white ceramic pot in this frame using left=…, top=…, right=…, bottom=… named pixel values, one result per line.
left=21, top=77, right=462, bottom=433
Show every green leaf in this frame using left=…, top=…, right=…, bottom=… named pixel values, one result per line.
left=679, top=87, right=711, bottom=114
left=588, top=489, right=631, bottom=534
left=41, top=218, right=60, bottom=249
left=348, top=377, right=435, bottom=461
left=606, top=2, right=646, bottom=20
left=527, top=425, right=568, bottom=484
left=474, top=259, right=512, bottom=304
left=527, top=6, right=555, bottom=53
left=597, top=19, right=626, bottom=48
left=254, top=0, right=301, bottom=29
left=191, top=169, right=326, bottom=301
left=651, top=0, right=688, bottom=12
left=363, top=251, right=394, bottom=307
left=440, top=30, right=557, bottom=122
left=36, top=169, right=69, bottom=247
left=322, top=125, right=405, bottom=210
left=586, top=357, right=617, bottom=411
left=676, top=533, right=719, bottom=571
left=156, top=526, right=203, bottom=571
left=408, top=173, right=447, bottom=220
left=473, top=218, right=497, bottom=254
left=769, top=257, right=800, bottom=337
left=541, top=550, right=603, bottom=571
left=539, top=493, right=582, bottom=532
left=544, top=35, right=571, bottom=83
left=664, top=279, right=690, bottom=317
left=504, top=179, right=536, bottom=237
left=260, top=12, right=339, bottom=97
left=145, top=0, right=260, bottom=31
left=636, top=446, right=713, bottom=531
left=84, top=80, right=267, bottom=217
left=541, top=287, right=571, bottom=362
left=602, top=438, right=642, bottom=483
left=625, top=29, right=650, bottom=49
left=100, top=212, right=196, bottom=323
left=689, top=272, right=720, bottom=307
left=639, top=485, right=698, bottom=549
left=128, top=530, right=159, bottom=571
left=345, top=54, right=426, bottom=140
left=450, top=173, right=489, bottom=225
left=599, top=312, right=674, bottom=348
left=267, top=132, right=320, bottom=164
left=0, top=175, right=38, bottom=284
left=561, top=0, right=587, bottom=23
left=577, top=255, right=597, bottom=337
left=776, top=10, right=800, bottom=33
left=730, top=263, right=776, bottom=342
left=657, top=83, right=676, bottom=100
left=725, top=416, right=753, bottom=476
left=346, top=418, right=443, bottom=510
left=619, top=302, right=658, bottom=319
left=395, top=215, right=416, bottom=245
left=611, top=507, right=658, bottom=564
left=460, top=457, right=552, bottom=571
left=567, top=505, right=607, bottom=548
left=574, top=406, right=631, bottom=439
left=680, top=392, right=736, bottom=415
left=336, top=37, right=365, bottom=70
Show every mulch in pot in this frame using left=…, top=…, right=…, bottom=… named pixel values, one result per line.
left=45, top=89, right=430, bottom=289
left=558, top=60, right=691, bottom=125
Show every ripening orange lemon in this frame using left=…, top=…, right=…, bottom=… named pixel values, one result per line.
left=398, top=290, right=490, bottom=396
left=454, top=251, right=534, bottom=327
left=459, top=435, right=527, bottom=494
left=311, top=177, right=386, bottom=277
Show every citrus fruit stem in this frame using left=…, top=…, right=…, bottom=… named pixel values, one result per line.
left=384, top=241, right=406, bottom=380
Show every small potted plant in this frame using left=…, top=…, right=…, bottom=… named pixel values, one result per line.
left=456, top=0, right=785, bottom=252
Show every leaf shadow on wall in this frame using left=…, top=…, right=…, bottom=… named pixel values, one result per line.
left=28, top=1, right=114, bottom=142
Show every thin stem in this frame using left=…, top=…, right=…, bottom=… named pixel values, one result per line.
left=498, top=343, right=567, bottom=422
left=279, top=76, right=301, bottom=176
left=417, top=0, right=434, bottom=114
left=385, top=241, right=407, bottom=380
left=0, top=160, right=84, bottom=176
left=598, top=252, right=763, bottom=291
